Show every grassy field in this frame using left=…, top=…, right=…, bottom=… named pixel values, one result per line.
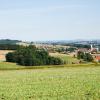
left=50, top=53, right=79, bottom=64
left=0, top=53, right=100, bottom=100
left=0, top=62, right=100, bottom=100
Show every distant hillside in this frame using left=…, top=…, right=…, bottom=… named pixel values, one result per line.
left=0, top=39, right=21, bottom=44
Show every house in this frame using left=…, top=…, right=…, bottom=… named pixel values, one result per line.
left=92, top=54, right=100, bottom=62
left=78, top=48, right=90, bottom=53
left=95, top=56, right=100, bottom=62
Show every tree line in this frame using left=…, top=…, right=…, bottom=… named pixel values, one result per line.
left=6, top=45, right=64, bottom=66
left=0, top=44, right=21, bottom=50
left=64, top=44, right=91, bottom=49
left=0, top=39, right=21, bottom=44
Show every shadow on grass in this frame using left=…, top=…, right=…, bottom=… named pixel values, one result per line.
left=0, top=61, right=100, bottom=71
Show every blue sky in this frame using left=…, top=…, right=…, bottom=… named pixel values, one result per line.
left=0, top=0, right=100, bottom=41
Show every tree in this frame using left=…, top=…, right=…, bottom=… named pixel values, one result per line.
left=84, top=53, right=93, bottom=62
left=77, top=51, right=93, bottom=62
left=6, top=52, right=16, bottom=62
left=66, top=47, right=76, bottom=52
left=77, top=51, right=85, bottom=59
left=6, top=45, right=64, bottom=66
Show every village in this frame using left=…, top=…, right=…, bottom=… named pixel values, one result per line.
left=0, top=40, right=100, bottom=63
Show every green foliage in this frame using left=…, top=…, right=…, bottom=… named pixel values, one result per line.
left=66, top=47, right=76, bottom=52
left=6, top=45, right=63, bottom=66
left=0, top=39, right=21, bottom=44
left=56, top=48, right=65, bottom=53
left=66, top=44, right=91, bottom=49
left=6, top=52, right=16, bottom=62
left=84, top=53, right=93, bottom=62
left=77, top=51, right=85, bottom=59
left=0, top=44, right=21, bottom=50
left=77, top=51, right=93, bottom=62
left=56, top=47, right=76, bottom=53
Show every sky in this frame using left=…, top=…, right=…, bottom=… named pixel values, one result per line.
left=0, top=0, right=100, bottom=41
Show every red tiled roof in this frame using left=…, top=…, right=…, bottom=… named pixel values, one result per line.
left=95, top=56, right=100, bottom=60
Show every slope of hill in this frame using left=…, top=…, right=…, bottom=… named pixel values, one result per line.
left=0, top=39, right=21, bottom=44
left=0, top=63, right=100, bottom=100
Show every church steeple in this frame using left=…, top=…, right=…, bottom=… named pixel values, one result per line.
left=91, top=44, right=93, bottom=51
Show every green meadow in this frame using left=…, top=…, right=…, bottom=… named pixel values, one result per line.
left=50, top=53, right=80, bottom=64
left=0, top=62, right=100, bottom=100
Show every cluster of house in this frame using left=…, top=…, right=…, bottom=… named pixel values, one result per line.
left=34, top=43, right=70, bottom=52
left=77, top=44, right=100, bottom=62
left=35, top=43, right=100, bottom=62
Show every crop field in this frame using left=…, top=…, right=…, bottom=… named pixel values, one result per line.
left=0, top=62, right=100, bottom=100
left=0, top=50, right=13, bottom=61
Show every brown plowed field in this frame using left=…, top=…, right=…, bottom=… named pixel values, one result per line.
left=0, top=50, right=13, bottom=61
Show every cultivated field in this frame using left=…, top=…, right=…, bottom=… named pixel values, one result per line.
left=0, top=62, right=100, bottom=100
left=0, top=50, right=13, bottom=61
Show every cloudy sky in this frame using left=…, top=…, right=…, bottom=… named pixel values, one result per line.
left=0, top=0, right=100, bottom=41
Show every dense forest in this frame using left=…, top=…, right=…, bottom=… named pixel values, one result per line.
left=0, top=44, right=21, bottom=50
